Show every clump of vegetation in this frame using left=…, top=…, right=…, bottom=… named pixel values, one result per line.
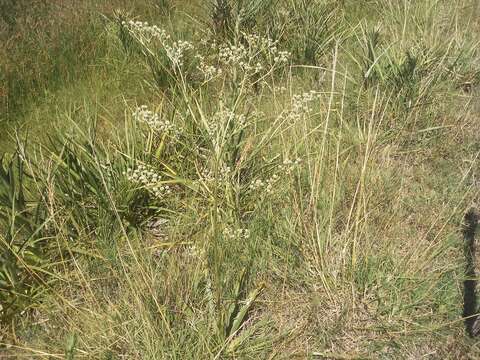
left=1, top=0, right=480, bottom=358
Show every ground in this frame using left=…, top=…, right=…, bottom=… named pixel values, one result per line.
left=1, top=0, right=480, bottom=358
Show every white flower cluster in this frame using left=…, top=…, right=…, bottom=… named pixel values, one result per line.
left=125, top=164, right=172, bottom=198
left=292, top=91, right=321, bottom=113
left=121, top=20, right=170, bottom=43
left=132, top=106, right=178, bottom=135
left=186, top=244, right=203, bottom=258
left=223, top=227, right=250, bottom=240
left=243, top=33, right=275, bottom=49
left=207, top=108, right=246, bottom=137
left=217, top=34, right=290, bottom=75
left=204, top=108, right=247, bottom=149
left=280, top=158, right=302, bottom=174
left=122, top=19, right=193, bottom=68
left=243, top=33, right=291, bottom=64
left=249, top=174, right=280, bottom=194
left=199, top=168, right=216, bottom=183
left=199, top=164, right=233, bottom=184
left=280, top=90, right=321, bottom=122
left=195, top=54, right=222, bottom=81
left=220, top=165, right=233, bottom=180
left=274, top=51, right=291, bottom=64
left=249, top=157, right=301, bottom=195
left=219, top=43, right=248, bottom=66
left=164, top=40, right=194, bottom=67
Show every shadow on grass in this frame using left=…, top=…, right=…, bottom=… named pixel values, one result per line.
left=463, top=208, right=480, bottom=337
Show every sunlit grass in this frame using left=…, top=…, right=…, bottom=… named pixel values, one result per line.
left=1, top=0, right=480, bottom=358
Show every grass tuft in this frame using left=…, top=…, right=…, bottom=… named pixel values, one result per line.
left=1, top=0, right=480, bottom=358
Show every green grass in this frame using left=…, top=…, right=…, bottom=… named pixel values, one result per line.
left=1, top=0, right=480, bottom=358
